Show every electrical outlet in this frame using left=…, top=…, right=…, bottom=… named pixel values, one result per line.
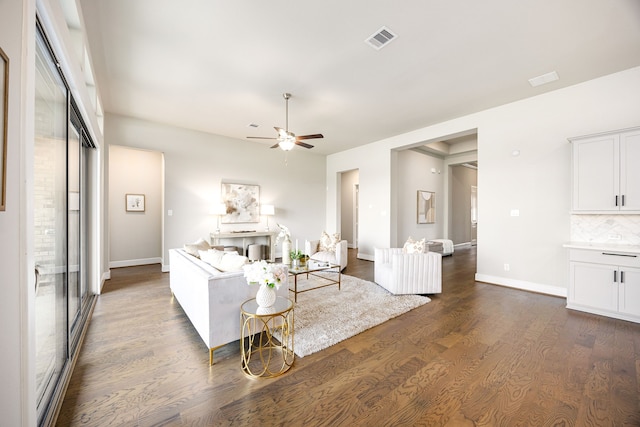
left=504, top=263, right=510, bottom=271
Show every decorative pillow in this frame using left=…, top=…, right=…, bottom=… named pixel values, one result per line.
left=199, top=249, right=225, bottom=267
left=319, top=231, right=341, bottom=253
left=184, top=238, right=211, bottom=258
left=403, top=236, right=426, bottom=254
left=222, top=253, right=250, bottom=272
left=199, top=249, right=248, bottom=272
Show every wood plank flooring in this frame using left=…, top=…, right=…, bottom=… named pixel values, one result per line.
left=57, top=247, right=640, bottom=426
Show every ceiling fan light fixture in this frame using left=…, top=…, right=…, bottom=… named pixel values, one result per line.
left=279, top=136, right=295, bottom=151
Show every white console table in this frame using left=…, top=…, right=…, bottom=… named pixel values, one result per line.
left=210, top=231, right=277, bottom=261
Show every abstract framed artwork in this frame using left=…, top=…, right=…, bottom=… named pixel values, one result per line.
left=0, top=47, right=8, bottom=211
left=221, top=182, right=260, bottom=223
left=417, top=190, right=436, bottom=224
left=125, top=194, right=145, bottom=212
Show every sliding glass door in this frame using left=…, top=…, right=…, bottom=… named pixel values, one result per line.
left=34, top=24, right=95, bottom=425
left=34, top=27, right=68, bottom=416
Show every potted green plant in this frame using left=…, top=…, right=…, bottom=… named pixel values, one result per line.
left=290, top=250, right=306, bottom=268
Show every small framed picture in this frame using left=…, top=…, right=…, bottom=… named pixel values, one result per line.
left=125, top=194, right=145, bottom=212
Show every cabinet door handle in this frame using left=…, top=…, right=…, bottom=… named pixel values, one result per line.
left=614, top=270, right=617, bottom=283
left=622, top=195, right=625, bottom=207
left=602, top=252, right=637, bottom=258
left=615, top=195, right=619, bottom=207
left=621, top=271, right=625, bottom=283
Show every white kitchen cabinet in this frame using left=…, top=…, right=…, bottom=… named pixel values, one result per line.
left=619, top=267, right=640, bottom=317
left=570, top=127, right=640, bottom=213
left=567, top=245, right=640, bottom=323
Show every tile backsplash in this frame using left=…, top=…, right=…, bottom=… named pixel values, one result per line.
left=571, top=215, right=640, bottom=245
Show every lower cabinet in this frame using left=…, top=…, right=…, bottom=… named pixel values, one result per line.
left=568, top=248, right=640, bottom=323
left=619, top=267, right=640, bottom=317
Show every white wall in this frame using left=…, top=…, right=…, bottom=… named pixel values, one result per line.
left=328, top=66, right=640, bottom=295
left=108, top=145, right=163, bottom=267
left=104, top=114, right=327, bottom=268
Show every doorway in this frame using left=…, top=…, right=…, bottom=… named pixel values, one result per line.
left=339, top=169, right=359, bottom=249
left=449, top=163, right=478, bottom=245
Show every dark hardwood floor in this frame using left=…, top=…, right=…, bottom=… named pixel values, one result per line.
left=57, top=247, right=640, bottom=426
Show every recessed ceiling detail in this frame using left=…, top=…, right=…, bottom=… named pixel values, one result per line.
left=365, top=26, right=397, bottom=50
left=528, top=71, right=559, bottom=87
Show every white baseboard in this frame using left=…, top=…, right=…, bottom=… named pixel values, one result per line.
left=162, top=263, right=170, bottom=273
left=109, top=257, right=162, bottom=269
left=475, top=273, right=567, bottom=298
left=357, top=252, right=374, bottom=262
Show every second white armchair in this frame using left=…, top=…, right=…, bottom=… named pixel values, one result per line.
left=374, top=248, right=442, bottom=295
left=305, top=238, right=348, bottom=271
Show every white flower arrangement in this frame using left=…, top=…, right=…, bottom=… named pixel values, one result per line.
left=243, top=260, right=287, bottom=289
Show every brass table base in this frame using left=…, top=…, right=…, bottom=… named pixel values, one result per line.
left=241, top=297, right=294, bottom=378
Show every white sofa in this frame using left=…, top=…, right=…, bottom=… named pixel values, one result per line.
left=169, top=248, right=288, bottom=364
left=305, top=239, right=348, bottom=271
left=374, top=248, right=442, bottom=295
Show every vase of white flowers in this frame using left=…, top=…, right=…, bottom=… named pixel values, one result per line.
left=276, top=223, right=292, bottom=265
left=243, top=260, right=287, bottom=308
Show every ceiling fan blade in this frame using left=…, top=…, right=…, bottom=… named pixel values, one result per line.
left=247, top=136, right=278, bottom=140
left=295, top=141, right=314, bottom=149
left=270, top=142, right=281, bottom=149
left=296, top=133, right=324, bottom=140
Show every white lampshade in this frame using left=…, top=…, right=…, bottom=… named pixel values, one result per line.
left=261, top=204, right=275, bottom=216
left=210, top=203, right=226, bottom=216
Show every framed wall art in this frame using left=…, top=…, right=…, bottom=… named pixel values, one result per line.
left=0, top=47, right=9, bottom=211
left=417, top=190, right=436, bottom=224
left=125, top=194, right=145, bottom=212
left=221, top=182, right=260, bottom=223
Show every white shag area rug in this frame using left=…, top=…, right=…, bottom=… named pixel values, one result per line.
left=284, top=273, right=430, bottom=358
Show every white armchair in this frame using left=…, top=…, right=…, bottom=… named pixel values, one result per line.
left=305, top=239, right=348, bottom=271
left=374, top=248, right=442, bottom=295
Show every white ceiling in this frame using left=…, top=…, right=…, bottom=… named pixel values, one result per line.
left=78, top=0, right=640, bottom=155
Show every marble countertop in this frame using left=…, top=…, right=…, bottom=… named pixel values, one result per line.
left=563, top=241, right=640, bottom=254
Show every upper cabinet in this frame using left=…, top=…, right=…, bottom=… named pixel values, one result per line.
left=570, top=127, right=640, bottom=213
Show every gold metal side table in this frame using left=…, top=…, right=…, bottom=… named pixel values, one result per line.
left=240, top=296, right=294, bottom=378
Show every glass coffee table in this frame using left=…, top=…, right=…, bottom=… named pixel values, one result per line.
left=288, top=260, right=341, bottom=302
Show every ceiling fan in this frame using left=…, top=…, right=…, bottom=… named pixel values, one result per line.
left=247, top=93, right=323, bottom=151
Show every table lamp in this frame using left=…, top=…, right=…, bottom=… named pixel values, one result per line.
left=210, top=203, right=227, bottom=234
left=261, top=204, right=275, bottom=231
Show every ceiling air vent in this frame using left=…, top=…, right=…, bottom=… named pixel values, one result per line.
left=528, top=71, right=559, bottom=87
left=365, top=26, right=397, bottom=50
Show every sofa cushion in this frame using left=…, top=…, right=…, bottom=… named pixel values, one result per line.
left=319, top=231, right=341, bottom=253
left=403, top=236, right=426, bottom=254
left=199, top=249, right=248, bottom=272
left=311, top=251, right=338, bottom=264
left=184, top=238, right=211, bottom=258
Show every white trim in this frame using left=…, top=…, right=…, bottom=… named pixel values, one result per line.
left=162, top=263, right=170, bottom=273
left=566, top=303, right=640, bottom=323
left=357, top=252, right=374, bottom=262
left=109, top=257, right=162, bottom=268
left=475, top=273, right=567, bottom=298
